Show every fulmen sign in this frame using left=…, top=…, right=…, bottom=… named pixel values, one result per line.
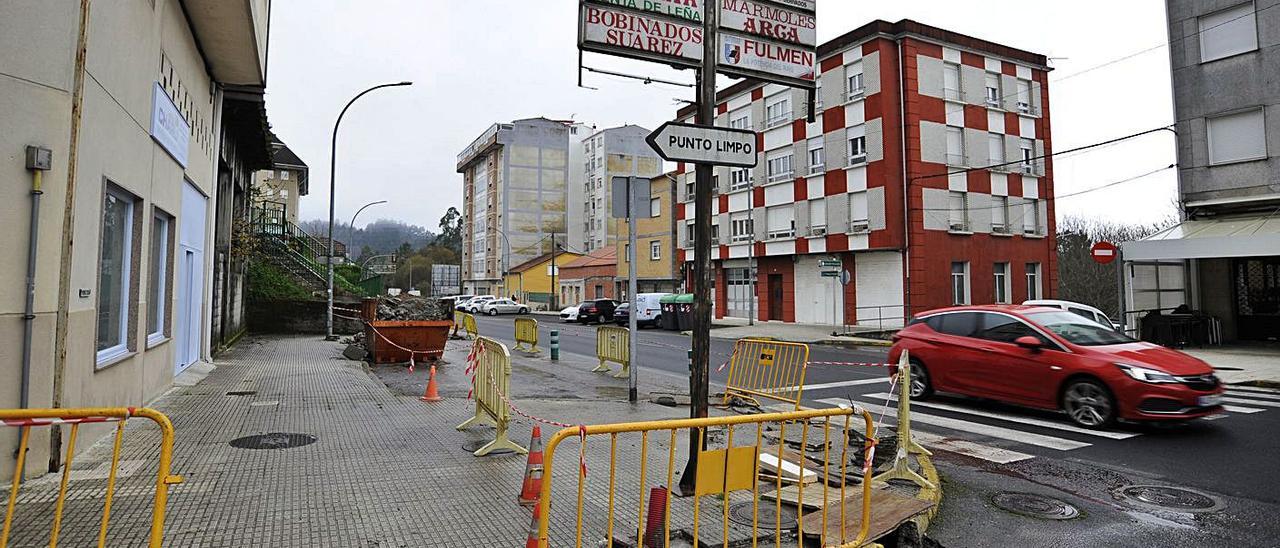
left=715, top=0, right=816, bottom=88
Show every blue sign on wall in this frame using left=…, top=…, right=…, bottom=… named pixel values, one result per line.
left=150, top=82, right=190, bottom=168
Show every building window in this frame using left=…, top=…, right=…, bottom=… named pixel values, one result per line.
left=846, top=60, right=865, bottom=100
left=943, top=62, right=962, bottom=101
left=650, top=241, right=661, bottom=260
left=809, top=199, right=827, bottom=236
left=988, top=133, right=1005, bottom=169
left=765, top=94, right=791, bottom=129
left=1200, top=2, right=1258, bottom=63
left=595, top=284, right=604, bottom=299
left=951, top=262, right=970, bottom=305
left=1207, top=107, right=1267, bottom=165
left=97, top=185, right=137, bottom=364
left=766, top=205, right=795, bottom=239
left=280, top=170, right=290, bottom=181
left=1023, top=198, right=1041, bottom=235
left=814, top=77, right=824, bottom=111
left=992, top=196, right=1010, bottom=233
left=766, top=150, right=794, bottom=183
left=729, top=109, right=751, bottom=130
left=848, top=129, right=867, bottom=166
left=948, top=191, right=969, bottom=232
left=994, top=262, right=1011, bottom=304
left=1026, top=263, right=1042, bottom=300
left=849, top=191, right=869, bottom=233
left=731, top=213, right=753, bottom=243
left=685, top=179, right=695, bottom=201
left=625, top=243, right=630, bottom=258
left=147, top=211, right=171, bottom=345
left=985, top=72, right=1001, bottom=107
left=946, top=126, right=965, bottom=166
left=1015, top=79, right=1032, bottom=114
left=730, top=168, right=752, bottom=191
left=650, top=197, right=660, bottom=218
left=1020, top=139, right=1035, bottom=174
left=711, top=222, right=720, bottom=241
left=808, top=138, right=825, bottom=174
left=685, top=221, right=695, bottom=245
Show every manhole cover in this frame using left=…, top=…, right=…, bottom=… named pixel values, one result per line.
left=226, top=390, right=257, bottom=396
left=992, top=492, right=1080, bottom=520
left=229, top=433, right=316, bottom=450
left=462, top=440, right=518, bottom=456
left=728, top=501, right=798, bottom=529
left=1117, top=485, right=1221, bottom=513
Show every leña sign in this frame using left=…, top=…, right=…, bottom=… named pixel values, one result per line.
left=580, top=3, right=704, bottom=68
left=592, top=0, right=703, bottom=22
left=645, top=122, right=757, bottom=167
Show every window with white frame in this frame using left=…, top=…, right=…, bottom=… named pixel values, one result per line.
left=730, top=212, right=753, bottom=243
left=1025, top=262, right=1042, bottom=300
left=808, top=138, right=825, bottom=174
left=993, top=262, right=1011, bottom=304
left=992, top=196, right=1009, bottom=233
left=97, top=185, right=137, bottom=363
left=1020, top=138, right=1035, bottom=173
left=147, top=211, right=171, bottom=345
left=650, top=197, right=660, bottom=218
left=1208, top=107, right=1267, bottom=165
left=730, top=167, right=752, bottom=191
left=846, top=60, right=865, bottom=100
left=815, top=77, right=824, bottom=110
left=685, top=179, right=695, bottom=201
left=766, top=149, right=794, bottom=183
left=1023, top=198, right=1040, bottom=235
left=685, top=220, right=695, bottom=245
left=766, top=205, right=795, bottom=239
left=650, top=241, right=661, bottom=260
left=280, top=170, right=290, bottom=181
left=946, top=126, right=965, bottom=166
left=1015, top=79, right=1032, bottom=114
left=809, top=199, right=827, bottom=235
left=280, top=189, right=289, bottom=199
left=951, top=262, right=970, bottom=305
left=1200, top=2, right=1258, bottom=63
left=729, top=109, right=751, bottom=130
left=948, top=191, right=969, bottom=231
left=765, top=94, right=791, bottom=128
left=849, top=191, right=869, bottom=233
left=712, top=222, right=720, bottom=241
left=985, top=72, right=1001, bottom=107
left=988, top=133, right=1005, bottom=169
left=943, top=62, right=962, bottom=101
left=848, top=126, right=867, bottom=166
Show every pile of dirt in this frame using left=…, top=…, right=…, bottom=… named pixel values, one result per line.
left=376, top=296, right=452, bottom=321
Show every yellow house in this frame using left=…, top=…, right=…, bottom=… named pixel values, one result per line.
left=616, top=172, right=681, bottom=296
left=502, top=251, right=583, bottom=310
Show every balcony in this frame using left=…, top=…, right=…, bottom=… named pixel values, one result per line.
left=767, top=229, right=795, bottom=240
left=848, top=154, right=867, bottom=167
left=945, top=153, right=967, bottom=167
left=944, top=87, right=964, bottom=102
left=846, top=86, right=866, bottom=102
left=810, top=226, right=828, bottom=237
left=849, top=221, right=870, bottom=234
left=764, top=112, right=793, bottom=130
left=766, top=170, right=794, bottom=184
left=809, top=163, right=825, bottom=175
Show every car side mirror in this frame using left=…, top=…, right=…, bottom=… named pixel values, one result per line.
left=1014, top=336, right=1043, bottom=351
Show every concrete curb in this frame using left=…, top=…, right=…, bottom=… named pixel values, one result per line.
left=1234, top=380, right=1280, bottom=390
left=814, top=338, right=894, bottom=348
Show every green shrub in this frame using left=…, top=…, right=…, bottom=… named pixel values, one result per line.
left=248, top=262, right=311, bottom=302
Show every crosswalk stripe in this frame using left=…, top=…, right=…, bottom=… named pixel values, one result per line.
left=1225, top=389, right=1280, bottom=402
left=801, top=378, right=890, bottom=390
left=910, top=429, right=1036, bottom=464
left=1222, top=404, right=1265, bottom=414
left=863, top=393, right=1138, bottom=440
left=1221, top=396, right=1280, bottom=408
left=818, top=398, right=1091, bottom=451
left=1225, top=385, right=1280, bottom=395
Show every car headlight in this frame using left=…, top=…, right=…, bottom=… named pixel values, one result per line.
left=1115, top=363, right=1179, bottom=384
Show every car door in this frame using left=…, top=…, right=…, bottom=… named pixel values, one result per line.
left=915, top=312, right=988, bottom=394
left=970, top=312, right=1062, bottom=407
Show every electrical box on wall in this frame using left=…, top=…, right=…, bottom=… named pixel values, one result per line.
left=25, top=146, right=52, bottom=171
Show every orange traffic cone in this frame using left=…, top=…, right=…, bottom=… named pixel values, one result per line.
left=518, top=426, right=545, bottom=506
left=524, top=501, right=542, bottom=548
left=419, top=365, right=442, bottom=402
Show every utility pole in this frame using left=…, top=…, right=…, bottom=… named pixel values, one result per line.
left=678, top=0, right=717, bottom=497
left=550, top=233, right=558, bottom=310
left=747, top=179, right=755, bottom=326
left=627, top=178, right=640, bottom=403
left=407, top=256, right=413, bottom=291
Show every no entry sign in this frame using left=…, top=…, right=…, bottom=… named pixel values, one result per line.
left=1091, top=241, right=1118, bottom=265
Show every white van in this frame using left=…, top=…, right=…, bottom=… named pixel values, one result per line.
left=632, top=293, right=671, bottom=327
left=1024, top=299, right=1123, bottom=331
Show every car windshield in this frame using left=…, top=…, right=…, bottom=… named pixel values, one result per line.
left=1026, top=310, right=1134, bottom=346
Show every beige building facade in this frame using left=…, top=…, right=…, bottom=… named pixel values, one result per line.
left=253, top=135, right=310, bottom=226
left=617, top=173, right=681, bottom=296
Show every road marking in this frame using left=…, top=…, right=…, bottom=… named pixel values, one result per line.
left=1225, top=389, right=1280, bottom=402
left=818, top=398, right=1091, bottom=451
left=1221, top=396, right=1280, bottom=408
left=1222, top=404, right=1264, bottom=414
left=801, top=378, right=890, bottom=390
left=863, top=393, right=1139, bottom=440
left=1226, top=385, right=1280, bottom=395
left=910, top=429, right=1036, bottom=464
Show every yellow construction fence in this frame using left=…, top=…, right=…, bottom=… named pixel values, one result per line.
left=456, top=336, right=527, bottom=457
left=723, top=339, right=811, bottom=410
left=514, top=317, right=540, bottom=353
left=591, top=326, right=630, bottom=379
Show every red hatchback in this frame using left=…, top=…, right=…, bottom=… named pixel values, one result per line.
left=889, top=305, right=1225, bottom=428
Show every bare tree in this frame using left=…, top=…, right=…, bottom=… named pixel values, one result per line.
left=1057, top=216, right=1173, bottom=318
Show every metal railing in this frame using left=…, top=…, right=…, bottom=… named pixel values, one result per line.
left=723, top=339, right=810, bottom=410
left=592, top=326, right=630, bottom=379
left=456, top=337, right=526, bottom=457
left=837, top=305, right=908, bottom=334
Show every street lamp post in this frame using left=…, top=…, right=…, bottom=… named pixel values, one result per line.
left=348, top=199, right=388, bottom=262
left=327, top=81, right=412, bottom=341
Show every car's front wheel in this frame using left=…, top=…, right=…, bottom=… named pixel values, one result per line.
left=1062, top=379, right=1116, bottom=428
left=487, top=309, right=498, bottom=316
left=518, top=307, right=528, bottom=315
left=907, top=359, right=934, bottom=400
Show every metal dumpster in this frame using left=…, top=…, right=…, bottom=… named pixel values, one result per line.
left=367, top=320, right=452, bottom=364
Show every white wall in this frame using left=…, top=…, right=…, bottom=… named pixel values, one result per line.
left=855, top=251, right=905, bottom=328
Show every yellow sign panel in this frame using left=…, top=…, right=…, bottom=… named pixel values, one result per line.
left=695, top=445, right=759, bottom=496
left=758, top=348, right=776, bottom=367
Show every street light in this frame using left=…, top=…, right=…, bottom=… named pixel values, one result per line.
left=349, top=199, right=388, bottom=261
left=327, top=81, right=412, bottom=341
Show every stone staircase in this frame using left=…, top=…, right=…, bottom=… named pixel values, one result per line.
left=252, top=207, right=332, bottom=295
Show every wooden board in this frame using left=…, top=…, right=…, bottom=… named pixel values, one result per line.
left=758, top=444, right=818, bottom=484
left=799, top=489, right=934, bottom=546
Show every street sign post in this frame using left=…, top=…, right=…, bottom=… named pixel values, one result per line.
left=645, top=122, right=757, bottom=167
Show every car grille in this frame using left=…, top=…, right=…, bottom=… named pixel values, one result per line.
left=1176, top=374, right=1219, bottom=391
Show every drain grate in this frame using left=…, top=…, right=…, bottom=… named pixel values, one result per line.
left=226, top=390, right=257, bottom=396
left=728, top=500, right=798, bottom=529
left=1117, top=485, right=1221, bottom=513
left=229, top=433, right=316, bottom=450
left=992, top=492, right=1080, bottom=520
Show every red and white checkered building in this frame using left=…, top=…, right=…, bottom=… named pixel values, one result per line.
left=675, top=19, right=1059, bottom=326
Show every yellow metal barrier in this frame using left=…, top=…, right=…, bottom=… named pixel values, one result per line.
left=463, top=313, right=479, bottom=339
left=456, top=337, right=527, bottom=457
left=451, top=310, right=466, bottom=338
left=591, top=326, right=629, bottom=379
left=514, top=317, right=540, bottom=353
left=1, top=407, right=183, bottom=548
left=723, top=339, right=811, bottom=410
left=534, top=407, right=879, bottom=547
left=873, top=350, right=934, bottom=490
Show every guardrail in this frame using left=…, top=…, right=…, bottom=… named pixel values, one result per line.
left=1, top=407, right=183, bottom=548
left=837, top=305, right=908, bottom=334
left=591, top=326, right=630, bottom=379
left=456, top=337, right=526, bottom=457
left=723, top=339, right=810, bottom=410
left=514, top=317, right=540, bottom=353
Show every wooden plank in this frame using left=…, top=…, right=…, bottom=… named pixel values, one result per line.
left=799, top=490, right=934, bottom=545
left=758, top=444, right=818, bottom=484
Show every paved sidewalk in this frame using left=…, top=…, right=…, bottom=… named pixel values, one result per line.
left=1182, top=344, right=1280, bottom=387
left=711, top=318, right=893, bottom=347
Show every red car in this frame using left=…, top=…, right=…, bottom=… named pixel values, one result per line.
left=889, top=305, right=1225, bottom=428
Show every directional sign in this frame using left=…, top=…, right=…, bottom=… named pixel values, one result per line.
left=646, top=122, right=758, bottom=167
left=820, top=271, right=840, bottom=277
left=819, top=260, right=842, bottom=268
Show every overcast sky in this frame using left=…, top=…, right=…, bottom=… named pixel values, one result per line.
left=269, top=0, right=1179, bottom=235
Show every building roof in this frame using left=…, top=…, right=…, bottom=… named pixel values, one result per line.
left=267, top=133, right=310, bottom=195
left=507, top=250, right=583, bottom=274
left=561, top=246, right=618, bottom=270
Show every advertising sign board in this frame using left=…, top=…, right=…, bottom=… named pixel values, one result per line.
left=718, top=0, right=816, bottom=47
left=580, top=2, right=705, bottom=68
left=717, top=31, right=816, bottom=87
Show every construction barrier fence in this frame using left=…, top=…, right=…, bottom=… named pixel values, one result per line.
left=452, top=311, right=479, bottom=340
left=456, top=337, right=527, bottom=457
left=591, top=326, right=629, bottom=379
left=723, top=339, right=811, bottom=410
left=1, top=407, right=183, bottom=548
left=515, top=317, right=540, bottom=353
left=534, top=407, right=882, bottom=548
left=874, top=350, right=934, bottom=491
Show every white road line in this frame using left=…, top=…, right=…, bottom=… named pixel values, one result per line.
left=910, top=429, right=1036, bottom=464
left=1222, top=404, right=1265, bottom=414
left=863, top=393, right=1138, bottom=440
left=1222, top=396, right=1280, bottom=408
left=801, top=378, right=890, bottom=390
left=1225, top=385, right=1280, bottom=395
left=1225, top=389, right=1280, bottom=402
left=817, top=398, right=1091, bottom=451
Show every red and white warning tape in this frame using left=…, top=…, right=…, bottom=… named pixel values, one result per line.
left=807, top=361, right=894, bottom=368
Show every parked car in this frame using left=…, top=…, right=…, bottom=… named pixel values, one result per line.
left=890, top=305, right=1224, bottom=428
left=612, top=303, right=630, bottom=326
left=612, top=293, right=669, bottom=327
left=1024, top=299, right=1123, bottom=331
left=559, top=305, right=580, bottom=322
left=450, top=294, right=476, bottom=311
left=464, top=295, right=496, bottom=313
left=576, top=299, right=619, bottom=324
left=481, top=298, right=529, bottom=316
